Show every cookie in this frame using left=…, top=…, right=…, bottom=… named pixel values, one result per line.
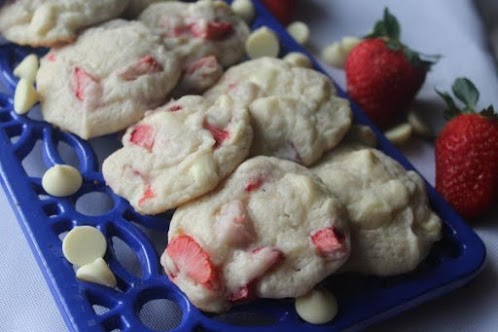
left=102, top=94, right=253, bottom=215
left=36, top=20, right=182, bottom=139
left=139, top=0, right=249, bottom=67
left=204, top=57, right=353, bottom=166
left=162, top=156, right=351, bottom=312
left=0, top=0, right=129, bottom=47
left=312, top=144, right=442, bottom=276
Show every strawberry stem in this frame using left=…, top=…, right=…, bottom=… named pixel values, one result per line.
left=436, top=77, right=498, bottom=120
left=364, top=7, right=438, bottom=70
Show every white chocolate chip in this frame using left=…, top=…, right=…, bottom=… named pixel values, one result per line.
left=295, top=288, right=338, bottom=324
left=189, top=153, right=218, bottom=186
left=407, top=110, right=433, bottom=138
left=245, top=27, right=280, bottom=59
left=340, top=36, right=362, bottom=54
left=231, top=0, right=255, bottom=23
left=287, top=21, right=310, bottom=45
left=62, top=226, right=107, bottom=266
left=283, top=52, right=312, bottom=68
left=30, top=4, right=56, bottom=35
left=42, top=164, right=83, bottom=197
left=14, top=78, right=39, bottom=114
left=13, top=54, right=39, bottom=83
left=322, top=42, right=345, bottom=68
left=76, top=257, right=117, bottom=288
left=322, top=36, right=362, bottom=69
left=385, top=122, right=413, bottom=146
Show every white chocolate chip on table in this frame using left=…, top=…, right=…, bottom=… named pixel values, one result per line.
left=322, top=36, right=362, bottom=69
left=287, top=21, right=310, bottom=45
left=283, top=52, right=312, bottom=68
left=231, top=0, right=255, bottom=23
left=14, top=78, right=39, bottom=114
left=407, top=109, right=434, bottom=138
left=384, top=122, right=413, bottom=146
left=245, top=27, right=280, bottom=59
left=42, top=165, right=83, bottom=197
left=13, top=54, right=39, bottom=83
left=76, top=258, right=117, bottom=288
left=295, top=288, right=339, bottom=324
left=62, top=226, right=107, bottom=267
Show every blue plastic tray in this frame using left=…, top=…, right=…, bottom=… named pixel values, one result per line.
left=0, top=1, right=486, bottom=331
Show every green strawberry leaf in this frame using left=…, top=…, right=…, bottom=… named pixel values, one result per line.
left=480, top=105, right=498, bottom=119
left=383, top=8, right=400, bottom=40
left=452, top=77, right=479, bottom=112
left=365, top=8, right=400, bottom=40
left=436, top=89, right=461, bottom=120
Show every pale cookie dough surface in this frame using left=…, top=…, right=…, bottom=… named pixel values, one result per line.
left=0, top=0, right=129, bottom=47
left=36, top=20, right=181, bottom=139
left=312, top=144, right=442, bottom=276
left=162, top=156, right=351, bottom=312
left=204, top=57, right=352, bottom=166
left=102, top=95, right=253, bottom=215
left=139, top=0, right=250, bottom=66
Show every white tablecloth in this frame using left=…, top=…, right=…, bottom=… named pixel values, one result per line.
left=1, top=0, right=497, bottom=331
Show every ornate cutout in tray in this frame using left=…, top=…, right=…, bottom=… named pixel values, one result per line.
left=0, top=1, right=486, bottom=331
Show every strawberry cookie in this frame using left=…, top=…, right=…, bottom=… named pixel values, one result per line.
left=102, top=94, right=253, bottom=215
left=36, top=20, right=182, bottom=139
left=204, top=57, right=352, bottom=166
left=139, top=0, right=249, bottom=66
left=312, top=145, right=442, bottom=276
left=162, top=156, right=351, bottom=313
left=0, top=0, right=129, bottom=47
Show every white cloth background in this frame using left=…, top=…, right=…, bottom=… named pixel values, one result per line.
left=1, top=0, right=497, bottom=331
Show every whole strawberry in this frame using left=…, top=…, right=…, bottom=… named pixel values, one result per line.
left=345, top=9, right=436, bottom=128
left=435, top=78, right=498, bottom=220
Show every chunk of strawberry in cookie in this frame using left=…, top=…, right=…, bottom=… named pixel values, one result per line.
left=203, top=120, right=229, bottom=148
left=244, top=177, right=264, bottom=192
left=215, top=200, right=255, bottom=247
left=227, top=247, right=284, bottom=301
left=190, top=21, right=233, bottom=40
left=310, top=227, right=348, bottom=260
left=138, top=184, right=155, bottom=207
left=129, top=124, right=155, bottom=151
left=164, top=235, right=217, bottom=290
left=228, top=284, right=254, bottom=303
left=245, top=247, right=284, bottom=281
left=119, top=55, right=163, bottom=81
left=180, top=56, right=223, bottom=94
left=70, top=67, right=100, bottom=101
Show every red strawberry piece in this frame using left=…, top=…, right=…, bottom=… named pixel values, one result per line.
left=46, top=52, right=56, bottom=62
left=245, top=177, right=264, bottom=192
left=71, top=67, right=99, bottom=101
left=165, top=235, right=217, bottom=289
left=247, top=247, right=284, bottom=279
left=215, top=200, right=254, bottom=247
left=203, top=120, right=229, bottom=148
left=435, top=78, right=498, bottom=220
left=345, top=8, right=437, bottom=128
left=167, top=104, right=182, bottom=112
left=261, top=0, right=296, bottom=25
left=311, top=227, right=348, bottom=260
left=228, top=284, right=253, bottom=303
left=119, top=55, right=163, bottom=81
left=184, top=56, right=219, bottom=75
left=190, top=21, right=233, bottom=40
left=138, top=184, right=155, bottom=207
left=129, top=124, right=155, bottom=151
